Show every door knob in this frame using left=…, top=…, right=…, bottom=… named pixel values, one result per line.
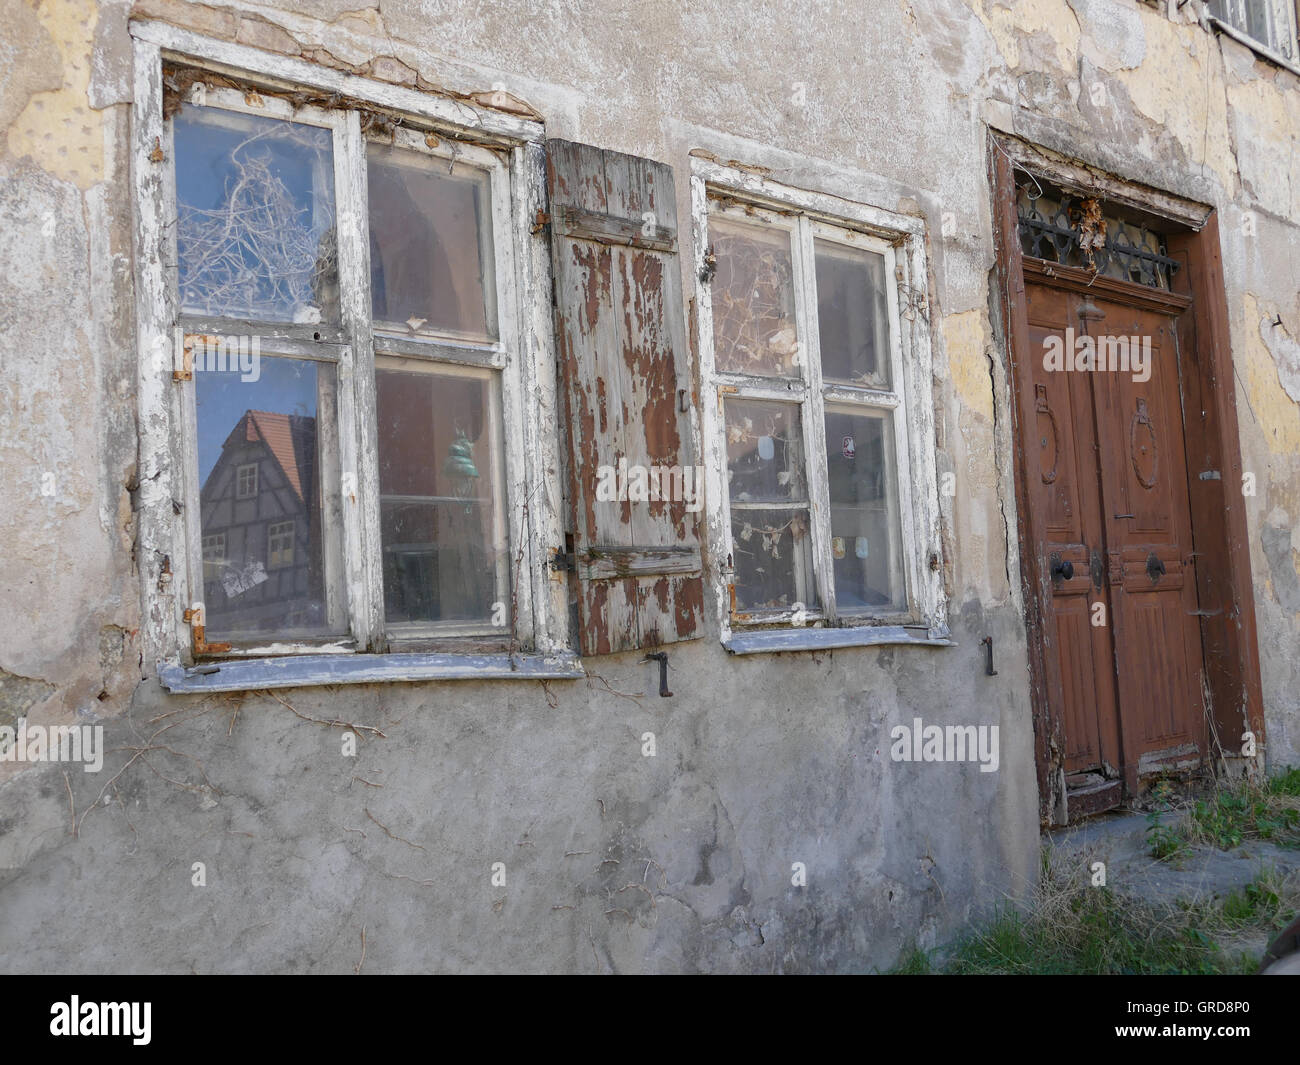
left=1146, top=553, right=1166, bottom=581
left=1049, top=553, right=1073, bottom=582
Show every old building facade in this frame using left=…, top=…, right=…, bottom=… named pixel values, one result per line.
left=0, top=0, right=1297, bottom=972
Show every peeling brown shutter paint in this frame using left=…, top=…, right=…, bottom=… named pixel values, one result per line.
left=546, top=139, right=704, bottom=655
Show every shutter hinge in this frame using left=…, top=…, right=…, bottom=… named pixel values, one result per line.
left=531, top=209, right=550, bottom=234
left=698, top=245, right=717, bottom=284
left=183, top=603, right=232, bottom=656
left=172, top=333, right=195, bottom=381
left=548, top=548, right=576, bottom=573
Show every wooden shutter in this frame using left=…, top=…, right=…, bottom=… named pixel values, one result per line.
left=546, top=139, right=704, bottom=655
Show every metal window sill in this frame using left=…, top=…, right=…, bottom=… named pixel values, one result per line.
left=723, top=625, right=955, bottom=655
left=158, top=651, right=586, bottom=693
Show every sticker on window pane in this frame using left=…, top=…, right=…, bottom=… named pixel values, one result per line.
left=375, top=365, right=508, bottom=626
left=175, top=108, right=337, bottom=324
left=724, top=399, right=807, bottom=503
left=368, top=145, right=498, bottom=340
left=709, top=217, right=799, bottom=376
left=815, top=239, right=891, bottom=388
left=730, top=508, right=814, bottom=614
left=824, top=408, right=905, bottom=613
left=196, top=357, right=341, bottom=639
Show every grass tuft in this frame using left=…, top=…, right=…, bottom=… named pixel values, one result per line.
left=892, top=857, right=1299, bottom=975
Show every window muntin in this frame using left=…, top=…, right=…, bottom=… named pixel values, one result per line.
left=703, top=200, right=916, bottom=630
left=165, top=85, right=535, bottom=655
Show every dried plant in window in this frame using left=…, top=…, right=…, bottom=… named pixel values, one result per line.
left=710, top=222, right=799, bottom=375
left=177, top=122, right=338, bottom=322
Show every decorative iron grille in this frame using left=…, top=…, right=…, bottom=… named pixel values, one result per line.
left=1015, top=174, right=1179, bottom=290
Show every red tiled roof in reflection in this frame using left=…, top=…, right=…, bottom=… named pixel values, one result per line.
left=223, top=410, right=315, bottom=502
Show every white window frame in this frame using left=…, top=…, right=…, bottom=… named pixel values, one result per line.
left=690, top=158, right=950, bottom=654
left=130, top=21, right=575, bottom=690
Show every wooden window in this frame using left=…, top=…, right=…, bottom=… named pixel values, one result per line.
left=1207, top=0, right=1298, bottom=63
left=131, top=22, right=572, bottom=686
left=691, top=159, right=949, bottom=652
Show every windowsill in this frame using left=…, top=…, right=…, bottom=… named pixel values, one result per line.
left=158, top=650, right=585, bottom=693
left=723, top=624, right=955, bottom=655
left=1207, top=16, right=1300, bottom=78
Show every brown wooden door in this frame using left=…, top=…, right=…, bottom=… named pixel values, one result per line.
left=1083, top=296, right=1207, bottom=789
left=1019, top=281, right=1206, bottom=817
left=1022, top=283, right=1123, bottom=787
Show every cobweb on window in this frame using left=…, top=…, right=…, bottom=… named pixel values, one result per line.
left=178, top=128, right=337, bottom=322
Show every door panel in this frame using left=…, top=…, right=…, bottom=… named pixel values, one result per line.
left=1085, top=302, right=1207, bottom=769
left=1019, top=282, right=1207, bottom=817
left=1021, top=284, right=1120, bottom=777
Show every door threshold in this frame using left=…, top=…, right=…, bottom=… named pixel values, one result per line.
left=1066, top=778, right=1124, bottom=822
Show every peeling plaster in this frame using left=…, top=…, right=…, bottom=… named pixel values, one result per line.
left=1243, top=294, right=1300, bottom=454
left=0, top=0, right=1294, bottom=973
left=6, top=0, right=107, bottom=189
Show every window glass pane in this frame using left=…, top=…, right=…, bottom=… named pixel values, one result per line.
left=724, top=398, right=814, bottom=613
left=709, top=217, right=799, bottom=376
left=375, top=365, right=507, bottom=625
left=175, top=107, right=337, bottom=324
left=368, top=145, right=498, bottom=340
left=730, top=509, right=814, bottom=613
left=815, top=239, right=891, bottom=388
left=824, top=408, right=906, bottom=613
left=196, top=356, right=341, bottom=638
left=724, top=399, right=807, bottom=503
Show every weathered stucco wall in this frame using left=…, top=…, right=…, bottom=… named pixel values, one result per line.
left=0, top=0, right=1295, bottom=972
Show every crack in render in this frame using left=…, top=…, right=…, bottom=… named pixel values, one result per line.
left=984, top=319, right=1015, bottom=595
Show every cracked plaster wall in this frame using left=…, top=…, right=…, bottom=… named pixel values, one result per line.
left=0, top=0, right=1295, bottom=972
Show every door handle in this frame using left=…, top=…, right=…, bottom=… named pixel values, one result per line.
left=1090, top=549, right=1103, bottom=590
left=1049, top=553, right=1073, bottom=583
left=1146, top=553, right=1166, bottom=582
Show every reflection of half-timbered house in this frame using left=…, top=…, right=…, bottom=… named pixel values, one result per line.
left=200, top=410, right=321, bottom=634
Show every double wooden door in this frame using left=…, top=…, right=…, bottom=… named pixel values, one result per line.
left=1020, top=281, right=1207, bottom=816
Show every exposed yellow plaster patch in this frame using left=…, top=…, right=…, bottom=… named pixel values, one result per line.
left=1241, top=293, right=1300, bottom=455
left=1225, top=75, right=1300, bottom=218
left=1111, top=16, right=1236, bottom=193
left=7, top=0, right=105, bottom=189
left=945, top=309, right=995, bottom=421
left=974, top=0, right=1078, bottom=75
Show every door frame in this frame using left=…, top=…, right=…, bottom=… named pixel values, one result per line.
left=989, top=132, right=1267, bottom=825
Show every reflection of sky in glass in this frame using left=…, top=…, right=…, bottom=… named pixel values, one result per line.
left=196, top=359, right=318, bottom=484
left=174, top=108, right=335, bottom=321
